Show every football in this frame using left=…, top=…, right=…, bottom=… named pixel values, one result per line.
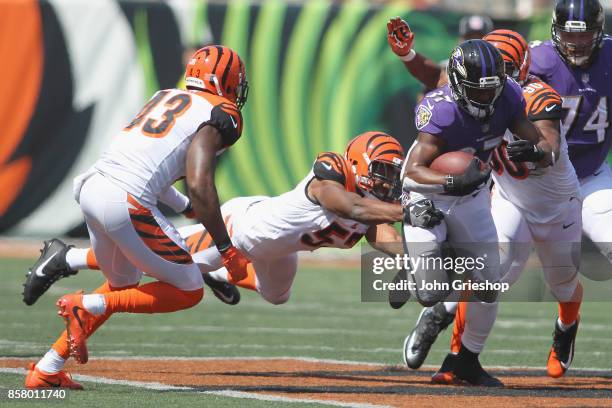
left=430, top=151, right=477, bottom=175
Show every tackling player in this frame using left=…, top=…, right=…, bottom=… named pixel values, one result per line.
left=24, top=45, right=251, bottom=389
left=397, top=36, right=555, bottom=386
left=389, top=22, right=583, bottom=381
left=23, top=132, right=412, bottom=388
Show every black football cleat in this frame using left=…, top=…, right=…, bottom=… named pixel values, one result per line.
left=203, top=273, right=241, bottom=305
left=23, top=239, right=78, bottom=305
left=403, top=303, right=455, bottom=369
left=431, top=353, right=458, bottom=384
left=547, top=317, right=579, bottom=378
left=453, top=343, right=503, bottom=387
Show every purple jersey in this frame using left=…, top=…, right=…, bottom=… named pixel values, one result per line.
left=530, top=38, right=612, bottom=178
left=414, top=80, right=525, bottom=162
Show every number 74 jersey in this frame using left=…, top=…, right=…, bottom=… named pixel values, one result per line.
left=529, top=38, right=612, bottom=179
left=94, top=89, right=242, bottom=205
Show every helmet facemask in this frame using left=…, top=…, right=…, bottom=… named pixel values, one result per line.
left=235, top=72, right=249, bottom=110
left=552, top=21, right=603, bottom=66
left=450, top=71, right=506, bottom=120
left=361, top=160, right=403, bottom=203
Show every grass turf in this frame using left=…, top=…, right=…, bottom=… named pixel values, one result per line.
left=1, top=257, right=611, bottom=406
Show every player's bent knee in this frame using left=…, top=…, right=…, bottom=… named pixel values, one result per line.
left=260, top=290, right=291, bottom=305
left=177, top=287, right=204, bottom=309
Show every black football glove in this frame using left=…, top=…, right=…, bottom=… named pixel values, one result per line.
left=443, top=158, right=491, bottom=196
left=506, top=139, right=545, bottom=163
left=404, top=199, right=444, bottom=228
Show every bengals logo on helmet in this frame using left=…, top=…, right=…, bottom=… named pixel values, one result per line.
left=344, top=132, right=404, bottom=202
left=184, top=45, right=249, bottom=109
left=483, top=29, right=530, bottom=85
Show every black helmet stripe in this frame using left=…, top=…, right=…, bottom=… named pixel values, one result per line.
left=370, top=141, right=398, bottom=157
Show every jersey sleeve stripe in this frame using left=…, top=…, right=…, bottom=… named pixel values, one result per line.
left=529, top=91, right=562, bottom=115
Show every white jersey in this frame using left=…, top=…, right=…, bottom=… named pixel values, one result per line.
left=231, top=152, right=370, bottom=258
left=491, top=77, right=580, bottom=224
left=493, top=132, right=580, bottom=224
left=93, top=89, right=242, bottom=205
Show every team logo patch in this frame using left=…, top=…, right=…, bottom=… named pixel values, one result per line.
left=415, top=104, right=432, bottom=130
left=451, top=47, right=467, bottom=78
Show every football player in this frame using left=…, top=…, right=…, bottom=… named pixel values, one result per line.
left=24, top=132, right=408, bottom=307
left=389, top=22, right=583, bottom=381
left=24, top=45, right=251, bottom=389
left=23, top=132, right=414, bottom=389
left=398, top=37, right=555, bottom=386
left=531, top=2, right=612, bottom=269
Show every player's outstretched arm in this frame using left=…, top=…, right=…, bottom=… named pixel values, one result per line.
left=365, top=224, right=404, bottom=256
left=308, top=179, right=403, bottom=225
left=508, top=110, right=557, bottom=167
left=186, top=125, right=249, bottom=280
left=387, top=17, right=446, bottom=90
left=185, top=125, right=231, bottom=248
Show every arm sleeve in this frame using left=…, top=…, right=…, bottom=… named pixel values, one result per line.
left=158, top=186, right=190, bottom=213
left=197, top=102, right=243, bottom=147
left=312, top=152, right=348, bottom=186
left=526, top=86, right=564, bottom=122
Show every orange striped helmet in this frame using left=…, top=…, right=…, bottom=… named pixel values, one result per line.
left=483, top=29, right=530, bottom=85
left=184, top=45, right=249, bottom=109
left=344, top=132, right=405, bottom=202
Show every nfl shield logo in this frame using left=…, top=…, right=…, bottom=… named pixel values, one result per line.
left=582, top=73, right=590, bottom=84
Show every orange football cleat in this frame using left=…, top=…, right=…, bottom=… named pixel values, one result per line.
left=25, top=363, right=83, bottom=389
left=56, top=291, right=92, bottom=364
left=547, top=318, right=579, bottom=378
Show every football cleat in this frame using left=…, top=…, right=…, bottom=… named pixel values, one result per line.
left=403, top=303, right=455, bottom=369
left=203, top=273, right=241, bottom=305
left=23, top=239, right=78, bottom=306
left=547, top=317, right=579, bottom=378
left=431, top=353, right=458, bottom=384
left=452, top=343, right=503, bottom=387
left=57, top=291, right=92, bottom=364
left=25, top=363, right=83, bottom=389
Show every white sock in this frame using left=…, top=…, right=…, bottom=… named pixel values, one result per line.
left=444, top=301, right=458, bottom=315
left=461, top=301, right=499, bottom=354
left=208, top=268, right=229, bottom=283
left=557, top=318, right=576, bottom=332
left=65, top=248, right=89, bottom=270
left=82, top=294, right=106, bottom=315
left=36, top=349, right=66, bottom=374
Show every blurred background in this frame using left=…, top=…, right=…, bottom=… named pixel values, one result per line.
left=1, top=0, right=611, bottom=238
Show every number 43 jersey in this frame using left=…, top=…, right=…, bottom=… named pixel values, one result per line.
left=233, top=152, right=369, bottom=257
left=529, top=38, right=612, bottom=179
left=94, top=89, right=242, bottom=205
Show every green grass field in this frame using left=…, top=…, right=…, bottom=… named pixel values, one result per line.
left=1, top=257, right=611, bottom=406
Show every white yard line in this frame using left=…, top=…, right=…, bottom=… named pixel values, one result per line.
left=201, top=390, right=390, bottom=408
left=1, top=356, right=611, bottom=372
left=0, top=366, right=389, bottom=408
